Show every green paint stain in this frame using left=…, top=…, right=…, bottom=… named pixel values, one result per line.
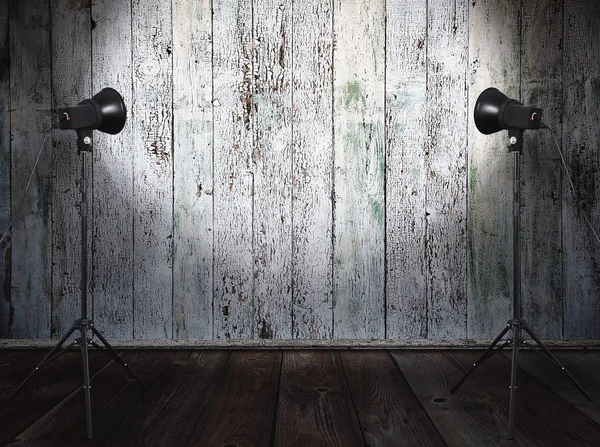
left=469, top=164, right=477, bottom=195
left=371, top=200, right=384, bottom=226
left=344, top=82, right=366, bottom=109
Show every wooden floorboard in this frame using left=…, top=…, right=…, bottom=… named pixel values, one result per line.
left=340, top=350, right=444, bottom=446
left=390, top=350, right=542, bottom=446
left=104, top=350, right=229, bottom=446
left=275, top=350, right=364, bottom=446
left=0, top=348, right=598, bottom=446
left=186, top=350, right=282, bottom=446
left=505, top=349, right=600, bottom=426
left=452, top=350, right=600, bottom=446
left=0, top=351, right=112, bottom=445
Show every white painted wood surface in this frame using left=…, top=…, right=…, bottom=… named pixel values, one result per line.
left=467, top=0, right=520, bottom=338
left=291, top=0, right=334, bottom=339
left=9, top=0, right=52, bottom=338
left=426, top=0, right=468, bottom=339
left=131, top=0, right=174, bottom=338
left=520, top=0, right=564, bottom=338
left=92, top=0, right=135, bottom=339
left=172, top=0, right=214, bottom=339
left=0, top=0, right=10, bottom=337
left=253, top=0, right=293, bottom=339
left=562, top=0, right=600, bottom=338
left=213, top=0, right=255, bottom=339
left=386, top=0, right=428, bottom=338
left=332, top=0, right=386, bottom=339
left=1, top=0, right=600, bottom=341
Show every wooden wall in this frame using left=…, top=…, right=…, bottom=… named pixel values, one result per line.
left=1, top=0, right=599, bottom=341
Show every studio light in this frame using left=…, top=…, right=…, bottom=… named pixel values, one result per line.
left=474, top=87, right=543, bottom=135
left=452, top=87, right=589, bottom=440
left=58, top=87, right=127, bottom=139
left=11, top=87, right=144, bottom=440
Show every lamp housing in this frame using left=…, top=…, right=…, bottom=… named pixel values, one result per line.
left=474, top=87, right=543, bottom=135
left=58, top=88, right=126, bottom=135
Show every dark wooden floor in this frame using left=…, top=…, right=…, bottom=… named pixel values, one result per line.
left=1, top=348, right=600, bottom=446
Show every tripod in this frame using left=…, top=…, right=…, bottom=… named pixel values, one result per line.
left=451, top=128, right=590, bottom=439
left=10, top=132, right=145, bottom=440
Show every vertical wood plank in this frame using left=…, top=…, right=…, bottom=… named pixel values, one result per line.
left=132, top=0, right=173, bottom=339
left=10, top=0, right=52, bottom=338
left=172, top=0, right=213, bottom=339
left=332, top=0, right=386, bottom=339
left=520, top=0, right=564, bottom=338
left=253, top=0, right=293, bottom=339
left=426, top=0, right=469, bottom=339
left=91, top=0, right=134, bottom=338
left=291, top=1, right=334, bottom=340
left=0, top=0, right=10, bottom=337
left=50, top=0, right=92, bottom=338
left=385, top=0, right=428, bottom=338
left=562, top=0, right=600, bottom=338
left=467, top=0, right=520, bottom=338
left=213, top=0, right=255, bottom=339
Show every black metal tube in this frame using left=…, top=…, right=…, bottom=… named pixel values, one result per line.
left=81, top=150, right=88, bottom=320
left=513, top=151, right=521, bottom=320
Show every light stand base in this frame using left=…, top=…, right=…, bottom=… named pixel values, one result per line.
left=9, top=320, right=146, bottom=440
left=451, top=318, right=590, bottom=439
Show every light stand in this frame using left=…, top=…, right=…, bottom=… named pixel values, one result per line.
left=10, top=89, right=145, bottom=440
left=451, top=89, right=590, bottom=439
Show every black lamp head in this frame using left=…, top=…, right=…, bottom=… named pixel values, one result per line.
left=58, top=88, right=126, bottom=135
left=474, top=87, right=543, bottom=134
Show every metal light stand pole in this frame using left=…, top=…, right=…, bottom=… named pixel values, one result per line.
left=450, top=128, right=590, bottom=439
left=10, top=130, right=146, bottom=440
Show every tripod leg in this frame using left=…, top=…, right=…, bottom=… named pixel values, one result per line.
left=523, top=326, right=591, bottom=400
left=80, top=324, right=93, bottom=439
left=90, top=326, right=146, bottom=391
left=10, top=325, right=77, bottom=399
left=508, top=323, right=521, bottom=439
left=451, top=325, right=510, bottom=394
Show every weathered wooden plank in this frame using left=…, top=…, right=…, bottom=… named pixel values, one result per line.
left=562, top=0, right=600, bottom=338
left=213, top=0, right=255, bottom=339
left=188, top=350, right=281, bottom=446
left=252, top=0, right=293, bottom=340
left=426, top=0, right=468, bottom=339
left=131, top=0, right=173, bottom=339
left=341, top=351, right=444, bottom=446
left=102, top=350, right=229, bottom=446
left=91, top=0, right=135, bottom=339
left=390, top=350, right=542, bottom=446
left=385, top=0, right=428, bottom=339
left=0, top=351, right=110, bottom=445
left=291, top=1, right=333, bottom=340
left=0, top=0, right=10, bottom=338
left=467, top=0, right=521, bottom=338
left=0, top=350, right=47, bottom=395
left=172, top=0, right=213, bottom=339
left=9, top=0, right=52, bottom=338
left=50, top=0, right=92, bottom=338
left=504, top=350, right=600, bottom=425
left=12, top=350, right=176, bottom=445
left=520, top=0, right=564, bottom=339
left=452, top=350, right=600, bottom=445
left=275, top=350, right=364, bottom=446
left=332, top=0, right=385, bottom=339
